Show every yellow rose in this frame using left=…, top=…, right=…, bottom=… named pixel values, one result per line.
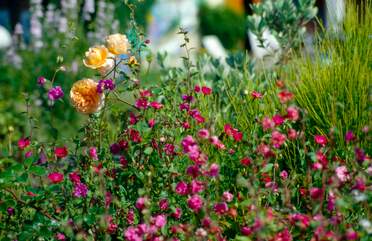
left=70, top=79, right=104, bottom=114
left=106, top=34, right=130, bottom=55
left=83, top=46, right=109, bottom=69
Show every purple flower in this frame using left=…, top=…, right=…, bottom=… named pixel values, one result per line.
left=48, top=86, right=64, bottom=101
left=7, top=207, right=14, bottom=216
left=37, top=76, right=46, bottom=86
left=97, top=79, right=115, bottom=93
left=73, top=183, right=88, bottom=198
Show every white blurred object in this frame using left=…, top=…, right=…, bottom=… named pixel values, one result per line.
left=248, top=29, right=281, bottom=67
left=202, top=35, right=227, bottom=59
left=0, top=26, right=12, bottom=49
left=205, top=0, right=224, bottom=7
left=326, top=0, right=345, bottom=33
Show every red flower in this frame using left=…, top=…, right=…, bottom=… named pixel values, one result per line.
left=251, top=91, right=263, bottom=99
left=55, top=147, right=68, bottom=158
left=194, top=85, right=201, bottom=93
left=309, top=187, right=323, bottom=200
left=201, top=86, right=212, bottom=95
left=150, top=101, right=163, bottom=110
left=272, top=114, right=284, bottom=126
left=18, top=137, right=30, bottom=150
left=128, top=129, right=142, bottom=143
left=48, top=172, right=64, bottom=184
left=139, top=89, right=152, bottom=98
left=278, top=90, right=294, bottom=103
left=240, top=157, right=252, bottom=166
left=314, top=135, right=327, bottom=146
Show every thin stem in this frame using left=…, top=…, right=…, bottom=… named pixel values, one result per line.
left=112, top=91, right=138, bottom=110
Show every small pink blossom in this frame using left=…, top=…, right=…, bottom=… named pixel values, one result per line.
left=48, top=86, right=64, bottom=101
left=148, top=118, right=156, bottom=128
left=187, top=194, right=203, bottom=212
left=272, top=114, right=285, bottom=126
left=280, top=170, right=288, bottom=180
left=335, top=166, right=350, bottom=183
left=201, top=86, right=212, bottom=95
left=48, top=172, right=64, bottom=184
left=55, top=146, right=68, bottom=158
left=136, top=197, right=147, bottom=210
left=172, top=207, right=182, bottom=219
left=262, top=117, right=274, bottom=131
left=194, top=85, right=201, bottom=93
left=345, top=131, right=355, bottom=143
left=73, top=183, right=88, bottom=198
left=223, top=191, right=234, bottom=202
left=159, top=198, right=169, bottom=210
left=18, top=137, right=30, bottom=150
left=251, top=91, right=263, bottom=99
left=286, top=106, right=300, bottom=121
left=89, top=146, right=98, bottom=160
left=271, top=130, right=286, bottom=148
left=314, top=135, right=327, bottom=146
left=278, top=90, right=294, bottom=103
left=287, top=128, right=298, bottom=140
left=150, top=101, right=163, bottom=110
left=209, top=163, right=220, bottom=177
left=198, top=129, right=210, bottom=139
left=175, top=181, right=188, bottom=195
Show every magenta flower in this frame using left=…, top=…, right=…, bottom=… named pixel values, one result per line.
left=175, top=181, right=188, bottom=195
left=287, top=128, right=298, bottom=140
left=262, top=117, right=274, bottom=131
left=223, top=191, right=234, bottom=202
left=280, top=170, right=288, bottom=180
left=187, top=194, right=203, bottom=212
left=97, top=79, right=115, bottom=93
left=135, top=98, right=149, bottom=109
left=37, top=76, right=46, bottom=86
left=272, top=114, right=284, bottom=126
left=194, top=85, right=201, bottom=93
left=159, top=198, right=169, bottom=210
left=150, top=101, right=163, bottom=109
left=190, top=180, right=204, bottom=194
left=18, top=137, right=30, bottom=150
left=69, top=172, right=80, bottom=184
left=89, top=146, right=98, bottom=160
left=345, top=131, right=355, bottom=143
left=136, top=197, right=147, bottom=210
left=127, top=209, right=135, bottom=224
left=309, top=187, right=323, bottom=200
left=201, top=86, right=212, bottom=95
left=56, top=233, right=66, bottom=241
left=209, top=163, right=220, bottom=177
left=214, top=202, right=228, bottom=215
left=55, top=146, right=68, bottom=158
left=271, top=130, right=286, bottom=148
left=198, top=129, right=210, bottom=139
left=172, top=207, right=182, bottom=219
left=286, top=106, right=300, bottom=121
left=152, top=214, right=167, bottom=228
left=48, top=86, right=64, bottom=101
left=148, top=118, right=156, bottom=128
left=314, top=135, right=327, bottom=146
left=278, top=90, right=294, bottom=103
left=251, top=91, right=262, bottom=99
left=48, top=172, right=64, bottom=184
left=73, top=183, right=88, bottom=198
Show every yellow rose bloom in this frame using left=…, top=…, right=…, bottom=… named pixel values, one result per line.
left=106, top=34, right=130, bottom=55
left=70, top=79, right=104, bottom=114
left=83, top=46, right=109, bottom=69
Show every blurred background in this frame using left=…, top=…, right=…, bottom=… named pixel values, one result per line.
left=0, top=0, right=350, bottom=148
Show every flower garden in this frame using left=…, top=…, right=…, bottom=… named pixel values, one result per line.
left=0, top=0, right=371, bottom=240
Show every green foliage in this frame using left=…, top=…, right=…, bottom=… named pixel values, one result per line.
left=199, top=4, right=246, bottom=49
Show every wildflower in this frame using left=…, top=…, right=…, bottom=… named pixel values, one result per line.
left=150, top=101, right=163, bottom=109
left=274, top=228, right=292, bottom=241
left=210, top=136, right=225, bottom=149
left=187, top=194, right=203, bottom=212
left=159, top=199, right=169, bottom=210
left=69, top=172, right=80, bottom=184
left=310, top=187, right=323, bottom=200
left=56, top=233, right=66, bottom=241
left=272, top=114, right=284, bottom=126
left=164, top=144, right=175, bottom=156
left=314, top=135, right=327, bottom=146
left=127, top=209, right=135, bottom=224
left=352, top=178, right=366, bottom=192
left=148, top=119, right=156, bottom=128
left=135, top=98, right=149, bottom=109
left=136, top=197, right=147, bottom=210
left=223, top=191, right=234, bottom=202
left=345, top=130, right=355, bottom=143
left=55, top=146, right=68, bottom=158
left=335, top=166, right=350, bottom=183
left=287, top=128, right=298, bottom=140
left=198, top=129, right=210, bottom=139
left=152, top=214, right=167, bottom=228
left=48, top=172, right=64, bottom=184
left=120, top=156, right=128, bottom=167
left=257, top=143, right=274, bottom=158
left=278, top=90, right=294, bottom=103
left=327, top=191, right=336, bottom=211
left=37, top=76, right=46, bottom=86
left=241, top=226, right=253, bottom=236
left=179, top=102, right=190, bottom=111
left=70, top=79, right=104, bottom=114
left=175, top=181, right=188, bottom=195
left=186, top=165, right=200, bottom=178
left=286, top=106, right=300, bottom=121
left=182, top=95, right=194, bottom=102
left=73, top=183, right=88, bottom=198
left=89, top=146, right=98, bottom=160
left=201, top=86, right=212, bottom=95
left=190, top=180, right=204, bottom=194
left=271, top=130, right=286, bottom=148
left=240, top=157, right=252, bottom=166
left=289, top=213, right=310, bottom=229
left=172, top=207, right=182, bottom=219
left=129, top=129, right=142, bottom=143
left=97, top=79, right=115, bottom=93
left=18, top=137, right=30, bottom=150
left=110, top=143, right=121, bottom=155
left=202, top=217, right=212, bottom=228
left=262, top=117, right=274, bottom=131
left=83, top=45, right=110, bottom=69
left=280, top=170, right=288, bottom=180
left=251, top=91, right=263, bottom=99
left=7, top=207, right=14, bottom=216
left=106, top=216, right=118, bottom=234
left=106, top=33, right=130, bottom=55
left=194, top=85, right=201, bottom=93
left=182, top=122, right=190, bottom=129
left=129, top=112, right=138, bottom=125
left=355, top=148, right=366, bottom=163
left=345, top=229, right=359, bottom=240
left=48, top=86, right=64, bottom=101
left=209, top=163, right=220, bottom=177
left=195, top=228, right=207, bottom=237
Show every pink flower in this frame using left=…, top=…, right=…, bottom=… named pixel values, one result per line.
left=214, top=202, right=228, bottom=215
left=73, top=183, right=88, bottom=198
left=257, top=143, right=273, bottom=158
left=135, top=98, right=149, bottom=109
left=223, top=191, right=234, bottom=202
left=129, top=129, right=142, bottom=143
left=310, top=187, right=323, bottom=200
left=262, top=117, right=274, bottom=131
left=140, top=89, right=152, bottom=97
left=175, top=181, right=188, bottom=195
left=48, top=86, right=64, bottom=101
left=287, top=128, right=298, bottom=140
left=271, top=130, right=286, bottom=148
left=25, top=151, right=33, bottom=158
left=272, top=114, right=285, bottom=126
left=274, top=228, right=292, bottom=241
left=327, top=191, right=336, bottom=211
left=69, top=172, right=80, bottom=184
left=198, top=129, right=210, bottom=139
left=286, top=106, right=300, bottom=121
left=56, top=233, right=66, bottom=241
left=352, top=178, right=366, bottom=192
left=241, top=226, right=253, bottom=236
left=345, top=229, right=358, bottom=240
left=89, top=147, right=98, bottom=160
left=289, top=213, right=310, bottom=229
left=127, top=209, right=135, bottom=224
left=194, top=85, right=201, bottom=93
left=278, top=90, right=294, bottom=103
left=48, top=172, right=64, bottom=184
left=55, top=146, right=68, bottom=158
left=201, top=86, right=212, bottom=95
left=209, top=163, right=220, bottom=177
left=182, top=121, right=190, bottom=129
left=148, top=119, right=156, bottom=128
left=153, top=214, right=167, bottom=228
left=240, top=157, right=252, bottom=166
left=18, top=137, right=30, bottom=150
left=280, top=170, right=288, bottom=180
left=129, top=112, right=139, bottom=125
left=172, top=207, right=182, bottom=219
left=150, top=101, right=163, bottom=110
left=187, top=194, right=203, bottom=212
left=190, top=180, right=204, bottom=194
left=164, top=144, right=175, bottom=156
left=159, top=198, right=169, bottom=210
left=345, top=131, right=355, bottom=143
left=209, top=136, right=225, bottom=149
left=37, top=76, right=46, bottom=86
left=314, top=135, right=327, bottom=146
left=136, top=197, right=147, bottom=210
left=335, top=166, right=350, bottom=183
left=251, top=91, right=263, bottom=99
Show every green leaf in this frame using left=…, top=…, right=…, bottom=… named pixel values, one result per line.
left=29, top=166, right=46, bottom=176
left=260, top=163, right=273, bottom=173
left=144, top=147, right=153, bottom=155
